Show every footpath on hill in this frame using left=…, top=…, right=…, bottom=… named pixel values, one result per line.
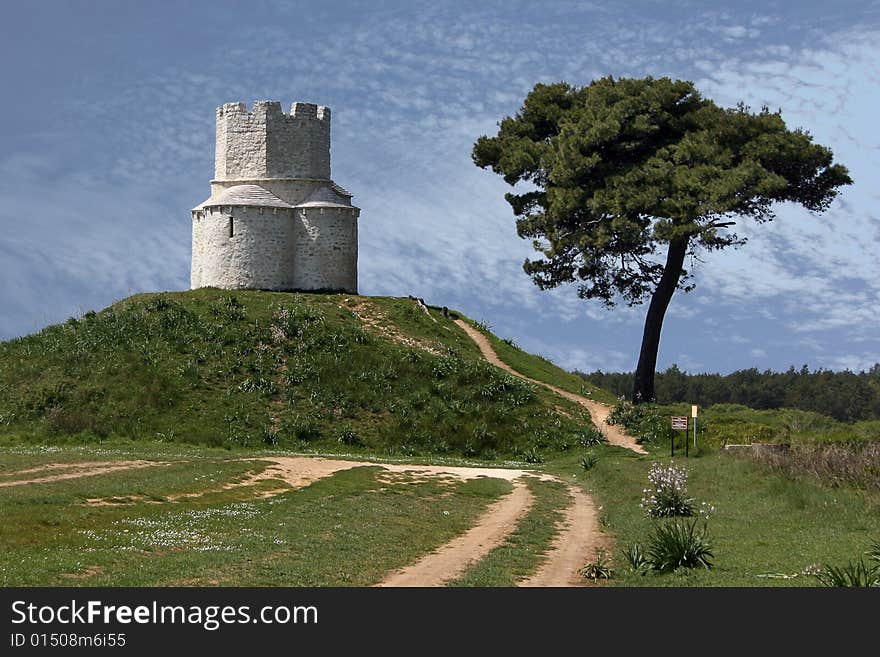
left=452, top=319, right=648, bottom=455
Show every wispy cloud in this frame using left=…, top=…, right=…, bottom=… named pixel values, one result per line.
left=1, top=1, right=879, bottom=375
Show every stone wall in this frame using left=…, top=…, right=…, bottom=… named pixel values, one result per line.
left=191, top=204, right=358, bottom=293
left=192, top=206, right=297, bottom=290
left=293, top=207, right=358, bottom=291
left=214, top=101, right=330, bottom=182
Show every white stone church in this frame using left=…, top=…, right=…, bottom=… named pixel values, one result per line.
left=190, top=100, right=359, bottom=293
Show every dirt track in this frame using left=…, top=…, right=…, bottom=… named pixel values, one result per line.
left=377, top=480, right=534, bottom=586
left=453, top=319, right=648, bottom=455
left=521, top=485, right=606, bottom=586
left=6, top=454, right=607, bottom=586
left=0, top=460, right=166, bottom=487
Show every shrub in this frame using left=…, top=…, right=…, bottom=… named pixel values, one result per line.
left=519, top=446, right=544, bottom=464
left=209, top=295, right=247, bottom=322
left=644, top=519, right=714, bottom=573
left=335, top=426, right=364, bottom=447
left=640, top=462, right=694, bottom=518
left=577, top=427, right=605, bottom=447
left=751, top=442, right=880, bottom=490
left=580, top=549, right=614, bottom=580
left=814, top=560, right=880, bottom=587
left=606, top=399, right=670, bottom=444
left=622, top=543, right=649, bottom=574
left=581, top=452, right=599, bottom=471
left=45, top=404, right=106, bottom=437
left=814, top=539, right=880, bottom=587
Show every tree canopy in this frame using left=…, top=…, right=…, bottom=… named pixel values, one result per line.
left=473, top=76, right=852, bottom=402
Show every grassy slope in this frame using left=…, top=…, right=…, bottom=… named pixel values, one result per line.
left=464, top=319, right=617, bottom=404
left=0, top=290, right=597, bottom=462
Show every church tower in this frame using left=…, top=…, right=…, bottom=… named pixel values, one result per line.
left=191, top=101, right=359, bottom=293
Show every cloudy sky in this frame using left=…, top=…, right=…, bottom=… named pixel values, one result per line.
left=2, top=0, right=879, bottom=375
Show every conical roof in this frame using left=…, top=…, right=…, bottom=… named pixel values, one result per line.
left=295, top=185, right=352, bottom=209
left=193, top=184, right=294, bottom=211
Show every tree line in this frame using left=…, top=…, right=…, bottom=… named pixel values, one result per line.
left=579, top=364, right=880, bottom=423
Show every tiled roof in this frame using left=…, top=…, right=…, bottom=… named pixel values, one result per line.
left=193, top=185, right=294, bottom=211
left=330, top=181, right=352, bottom=197
left=295, top=185, right=352, bottom=209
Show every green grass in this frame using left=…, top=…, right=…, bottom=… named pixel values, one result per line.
left=607, top=400, right=880, bottom=448
left=0, top=447, right=514, bottom=586
left=547, top=445, right=880, bottom=586
left=450, top=476, right=571, bottom=586
left=0, top=290, right=595, bottom=462
left=463, top=319, right=617, bottom=404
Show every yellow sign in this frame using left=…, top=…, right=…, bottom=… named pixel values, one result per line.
left=691, top=405, right=698, bottom=418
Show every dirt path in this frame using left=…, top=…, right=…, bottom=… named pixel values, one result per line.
left=348, top=299, right=445, bottom=355
left=453, top=319, right=647, bottom=455
left=378, top=480, right=534, bottom=587
left=3, top=452, right=605, bottom=586
left=521, top=484, right=607, bottom=587
left=0, top=460, right=166, bottom=487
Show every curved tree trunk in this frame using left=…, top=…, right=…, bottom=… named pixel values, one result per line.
left=632, top=237, right=689, bottom=403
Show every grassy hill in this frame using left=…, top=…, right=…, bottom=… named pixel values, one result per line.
left=0, top=289, right=603, bottom=461
left=3, top=289, right=880, bottom=587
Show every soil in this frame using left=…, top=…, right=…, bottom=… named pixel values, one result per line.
left=377, top=480, right=534, bottom=586
left=521, top=485, right=608, bottom=586
left=0, top=460, right=166, bottom=488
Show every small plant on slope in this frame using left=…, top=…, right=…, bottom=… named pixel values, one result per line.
left=581, top=452, right=599, bottom=471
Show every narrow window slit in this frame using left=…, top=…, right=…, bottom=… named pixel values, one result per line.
left=229, top=217, right=234, bottom=238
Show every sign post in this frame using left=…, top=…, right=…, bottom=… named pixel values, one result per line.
left=671, top=416, right=688, bottom=457
left=691, top=405, right=698, bottom=451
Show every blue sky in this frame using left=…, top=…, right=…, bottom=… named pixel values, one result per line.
left=2, top=0, right=879, bottom=375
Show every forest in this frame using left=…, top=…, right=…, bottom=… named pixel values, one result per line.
left=579, top=364, right=880, bottom=422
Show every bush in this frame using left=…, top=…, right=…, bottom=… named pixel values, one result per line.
left=606, top=399, right=670, bottom=444
left=45, top=404, right=106, bottom=437
left=622, top=543, right=649, bottom=574
left=751, top=442, right=880, bottom=490
left=335, top=426, right=364, bottom=447
left=577, top=427, right=605, bottom=447
left=814, top=539, right=880, bottom=587
left=814, top=560, right=880, bottom=587
left=644, top=519, right=714, bottom=573
left=581, top=452, right=599, bottom=471
left=640, top=462, right=694, bottom=518
left=579, top=549, right=614, bottom=580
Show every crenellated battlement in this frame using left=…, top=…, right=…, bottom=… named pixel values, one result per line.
left=214, top=99, right=332, bottom=181
left=216, top=100, right=331, bottom=122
